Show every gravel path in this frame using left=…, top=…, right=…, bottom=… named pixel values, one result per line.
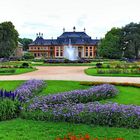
left=0, top=66, right=140, bottom=83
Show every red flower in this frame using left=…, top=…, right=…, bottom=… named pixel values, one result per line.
left=84, top=134, right=90, bottom=140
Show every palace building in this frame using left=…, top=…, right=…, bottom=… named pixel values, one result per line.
left=29, top=27, right=99, bottom=59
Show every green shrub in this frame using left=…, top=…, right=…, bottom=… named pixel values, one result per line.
left=0, top=99, right=20, bottom=121
left=0, top=69, right=16, bottom=73
left=23, top=52, right=34, bottom=60
left=96, top=63, right=103, bottom=68
left=20, top=62, right=29, bottom=68
left=115, top=64, right=122, bottom=69
left=106, top=64, right=110, bottom=68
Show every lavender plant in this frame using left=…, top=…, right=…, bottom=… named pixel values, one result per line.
left=0, top=90, right=16, bottom=100
left=15, top=79, right=45, bottom=102
left=0, top=79, right=45, bottom=102
left=25, top=102, right=140, bottom=129
left=28, top=84, right=118, bottom=110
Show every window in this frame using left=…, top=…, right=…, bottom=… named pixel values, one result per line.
left=90, top=52, right=92, bottom=56
left=60, top=51, right=63, bottom=56
left=56, top=52, right=59, bottom=56
left=85, top=46, right=89, bottom=57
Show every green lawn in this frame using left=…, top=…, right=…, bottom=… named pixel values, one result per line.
left=39, top=80, right=89, bottom=95
left=0, top=68, right=36, bottom=75
left=100, top=86, right=140, bottom=106
left=0, top=119, right=140, bottom=140
left=0, top=80, right=24, bottom=91
left=0, top=80, right=140, bottom=140
left=0, top=80, right=140, bottom=105
left=85, top=68, right=140, bottom=77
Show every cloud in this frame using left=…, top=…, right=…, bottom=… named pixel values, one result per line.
left=0, top=0, right=140, bottom=39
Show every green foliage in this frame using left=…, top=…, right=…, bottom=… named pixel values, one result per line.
left=85, top=68, right=140, bottom=77
left=20, top=62, right=29, bottom=68
left=96, top=69, right=140, bottom=74
left=96, top=62, right=103, bottom=68
left=0, top=69, right=15, bottom=73
left=0, top=21, right=19, bottom=58
left=98, top=28, right=122, bottom=59
left=18, top=38, right=33, bottom=51
left=23, top=52, right=34, bottom=60
left=0, top=99, right=20, bottom=121
left=98, top=22, right=140, bottom=59
left=121, top=22, right=140, bottom=59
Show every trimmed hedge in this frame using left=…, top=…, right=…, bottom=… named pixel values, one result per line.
left=80, top=81, right=140, bottom=88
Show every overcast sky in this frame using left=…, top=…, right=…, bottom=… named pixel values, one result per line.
left=0, top=0, right=140, bottom=40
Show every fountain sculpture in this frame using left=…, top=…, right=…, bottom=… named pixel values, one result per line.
left=64, top=39, right=78, bottom=61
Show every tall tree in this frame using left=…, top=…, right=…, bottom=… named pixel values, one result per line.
left=98, top=28, right=122, bottom=59
left=18, top=38, right=33, bottom=51
left=121, top=22, right=140, bottom=59
left=0, top=21, right=19, bottom=58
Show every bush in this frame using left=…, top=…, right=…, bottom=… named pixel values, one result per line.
left=44, top=59, right=64, bottom=63
left=0, top=69, right=15, bottom=73
left=23, top=52, right=34, bottom=60
left=20, top=62, right=29, bottom=68
left=96, top=69, right=140, bottom=74
left=22, top=102, right=140, bottom=129
left=96, top=63, right=103, bottom=68
left=115, top=64, right=122, bottom=69
left=0, top=99, right=20, bottom=121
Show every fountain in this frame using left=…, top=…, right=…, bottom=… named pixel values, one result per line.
left=64, top=39, right=78, bottom=61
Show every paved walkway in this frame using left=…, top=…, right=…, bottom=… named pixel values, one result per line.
left=0, top=66, right=140, bottom=83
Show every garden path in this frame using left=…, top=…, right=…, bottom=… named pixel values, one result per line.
left=0, top=66, right=140, bottom=83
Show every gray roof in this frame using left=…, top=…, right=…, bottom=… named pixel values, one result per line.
left=29, top=32, right=99, bottom=46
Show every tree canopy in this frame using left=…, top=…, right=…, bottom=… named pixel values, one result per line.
left=98, top=22, right=140, bottom=59
left=98, top=28, right=122, bottom=59
left=121, top=22, right=140, bottom=59
left=0, top=21, right=19, bottom=58
left=18, top=38, right=33, bottom=51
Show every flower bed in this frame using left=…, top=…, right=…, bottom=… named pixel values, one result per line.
left=24, top=102, right=140, bottom=129
left=0, top=79, right=46, bottom=121
left=14, top=79, right=46, bottom=102
left=55, top=133, right=124, bottom=140
left=97, top=69, right=140, bottom=74
left=27, top=84, right=118, bottom=110
left=0, top=79, right=45, bottom=102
